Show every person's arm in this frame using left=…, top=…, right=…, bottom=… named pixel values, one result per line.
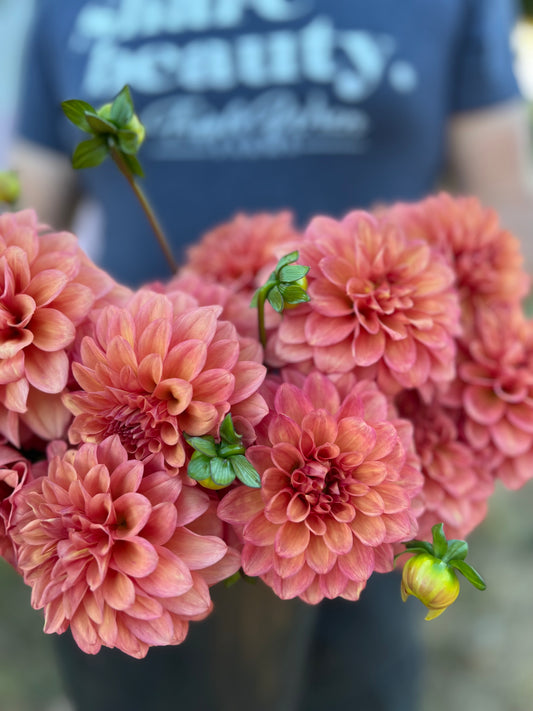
left=446, top=99, right=533, bottom=271
left=10, top=139, right=81, bottom=230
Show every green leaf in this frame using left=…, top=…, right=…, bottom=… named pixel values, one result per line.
left=219, top=414, right=239, bottom=444
left=61, top=99, right=95, bottom=132
left=210, top=457, right=236, bottom=486
left=444, top=539, right=468, bottom=563
left=187, top=452, right=212, bottom=481
left=121, top=152, right=145, bottom=177
left=449, top=560, right=487, bottom=590
left=184, top=435, right=217, bottom=458
left=267, top=286, right=284, bottom=313
left=117, top=128, right=141, bottom=155
left=110, top=85, right=134, bottom=125
left=231, top=455, right=261, bottom=488
left=275, top=251, right=299, bottom=271
left=431, top=523, right=448, bottom=559
left=72, top=136, right=109, bottom=169
left=278, top=284, right=310, bottom=305
left=404, top=540, right=434, bottom=556
left=85, top=112, right=118, bottom=134
left=278, top=265, right=309, bottom=283
left=224, top=571, right=242, bottom=588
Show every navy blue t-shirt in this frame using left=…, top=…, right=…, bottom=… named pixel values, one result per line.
left=18, top=0, right=520, bottom=285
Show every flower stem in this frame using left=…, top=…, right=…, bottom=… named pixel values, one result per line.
left=109, top=144, right=178, bottom=273
left=256, top=286, right=268, bottom=349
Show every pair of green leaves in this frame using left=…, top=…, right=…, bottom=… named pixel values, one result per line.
left=62, top=85, right=145, bottom=176
left=402, top=523, right=486, bottom=591
left=186, top=414, right=261, bottom=489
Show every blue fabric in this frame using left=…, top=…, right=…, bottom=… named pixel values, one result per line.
left=18, top=0, right=520, bottom=286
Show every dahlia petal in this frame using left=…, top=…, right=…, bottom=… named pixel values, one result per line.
left=114, top=619, right=149, bottom=658
left=308, top=279, right=353, bottom=316
left=229, top=362, right=266, bottom=404
left=192, top=369, right=235, bottom=403
left=141, top=502, right=178, bottom=546
left=267, top=564, right=315, bottom=599
left=353, top=329, right=385, bottom=366
left=318, top=565, right=348, bottom=599
left=313, top=339, right=356, bottom=373
left=305, top=513, right=327, bottom=536
left=491, top=418, right=533, bottom=456
left=4, top=378, right=29, bottom=413
left=375, top=483, right=410, bottom=513
left=217, top=487, right=264, bottom=525
left=339, top=579, right=366, bottom=601
left=301, top=411, right=338, bottom=448
left=124, top=594, right=164, bottom=620
left=507, top=403, right=533, bottom=433
left=173, top=486, right=209, bottom=526
left=24, top=348, right=69, bottom=393
left=323, top=519, right=353, bottom=555
left=305, top=534, right=337, bottom=574
left=137, top=548, right=194, bottom=597
left=335, top=418, right=376, bottom=459
left=43, top=596, right=68, bottom=635
left=199, top=548, right=241, bottom=585
left=70, top=607, right=100, bottom=654
left=267, top=415, right=301, bottom=449
left=275, top=520, right=310, bottom=558
left=26, top=269, right=68, bottom=306
left=113, top=493, right=153, bottom=537
left=242, top=543, right=274, bottom=576
left=173, top=306, right=219, bottom=343
left=382, top=512, right=416, bottom=542
left=243, top=513, right=277, bottom=546
left=49, top=282, right=95, bottom=323
left=383, top=336, right=417, bottom=373
left=264, top=489, right=291, bottom=524
left=178, top=401, right=220, bottom=436
left=123, top=609, right=175, bottom=646
left=271, top=442, right=305, bottom=473
left=305, top=312, right=355, bottom=347
left=0, top=351, right=24, bottom=384
left=275, top=383, right=312, bottom=424
left=350, top=512, right=386, bottom=545
left=30, top=308, right=75, bottom=351
left=22, top=390, right=71, bottom=440
left=112, top=537, right=159, bottom=577
left=101, top=569, right=136, bottom=610
left=463, top=385, right=506, bottom=426
left=286, top=493, right=311, bottom=523
left=163, top=340, right=208, bottom=382
left=337, top=538, right=374, bottom=581
left=98, top=604, right=119, bottom=647
left=107, top=336, right=138, bottom=373
left=166, top=527, right=227, bottom=570
left=0, top=328, right=33, bottom=359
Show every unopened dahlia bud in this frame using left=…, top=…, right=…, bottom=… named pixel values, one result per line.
left=401, top=552, right=460, bottom=620
left=0, top=171, right=20, bottom=205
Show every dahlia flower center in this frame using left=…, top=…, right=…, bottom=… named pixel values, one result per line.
left=102, top=401, right=160, bottom=456
left=348, top=276, right=412, bottom=318
left=291, top=460, right=348, bottom=513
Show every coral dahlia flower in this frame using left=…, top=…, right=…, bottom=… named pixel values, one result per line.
left=272, top=211, right=460, bottom=393
left=396, top=391, right=493, bottom=540
left=0, top=210, right=116, bottom=445
left=64, top=289, right=267, bottom=470
left=10, top=436, right=240, bottom=658
left=218, top=372, right=422, bottom=604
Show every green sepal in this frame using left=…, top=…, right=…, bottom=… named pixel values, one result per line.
left=185, top=435, right=217, bottom=458
left=85, top=112, right=118, bottom=135
left=187, top=451, right=212, bottom=481
left=278, top=264, right=309, bottom=282
left=449, top=560, right=487, bottom=591
left=267, top=286, right=284, bottom=313
left=71, top=136, right=109, bottom=169
left=431, top=523, right=448, bottom=559
left=220, top=413, right=240, bottom=443
left=278, top=284, right=310, bottom=305
left=61, top=99, right=95, bottom=133
left=403, top=540, right=435, bottom=556
left=117, top=128, right=142, bottom=155
left=224, top=571, right=242, bottom=588
left=110, top=85, right=134, bottom=125
left=276, top=251, right=299, bottom=270
left=231, top=455, right=261, bottom=488
left=210, top=457, right=236, bottom=486
left=443, top=539, right=468, bottom=563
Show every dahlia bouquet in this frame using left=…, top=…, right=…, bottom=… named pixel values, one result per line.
left=0, top=87, right=530, bottom=660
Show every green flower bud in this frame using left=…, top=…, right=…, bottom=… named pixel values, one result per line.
left=98, top=103, right=146, bottom=147
left=401, top=552, right=460, bottom=620
left=0, top=171, right=20, bottom=205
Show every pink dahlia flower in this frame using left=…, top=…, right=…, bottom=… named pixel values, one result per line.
left=383, top=193, right=530, bottom=320
left=218, top=372, right=422, bottom=604
left=272, top=211, right=460, bottom=393
left=447, top=306, right=533, bottom=490
left=0, top=445, right=34, bottom=565
left=11, top=436, right=240, bottom=658
left=182, top=211, right=301, bottom=293
left=64, top=289, right=267, bottom=470
left=396, top=391, right=493, bottom=540
left=0, top=210, right=116, bottom=445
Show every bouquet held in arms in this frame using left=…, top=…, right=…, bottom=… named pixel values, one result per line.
left=5, top=86, right=533, bottom=659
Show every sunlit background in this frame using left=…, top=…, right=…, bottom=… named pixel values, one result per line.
left=1, top=2, right=533, bottom=710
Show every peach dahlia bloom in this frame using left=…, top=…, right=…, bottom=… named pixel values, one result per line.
left=272, top=211, right=460, bottom=393
left=218, top=372, right=422, bottom=604
left=182, top=212, right=301, bottom=293
left=396, top=391, right=493, bottom=540
left=0, top=210, right=115, bottom=445
left=383, top=193, right=530, bottom=318
left=64, top=289, right=267, bottom=470
left=11, top=436, right=240, bottom=658
left=448, top=307, right=533, bottom=490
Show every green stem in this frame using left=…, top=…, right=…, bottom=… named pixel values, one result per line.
left=257, top=287, right=268, bottom=350
left=109, top=144, right=178, bottom=273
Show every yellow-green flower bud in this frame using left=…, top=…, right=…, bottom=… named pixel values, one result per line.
left=98, top=103, right=146, bottom=147
left=0, top=171, right=20, bottom=205
left=401, top=552, right=460, bottom=620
